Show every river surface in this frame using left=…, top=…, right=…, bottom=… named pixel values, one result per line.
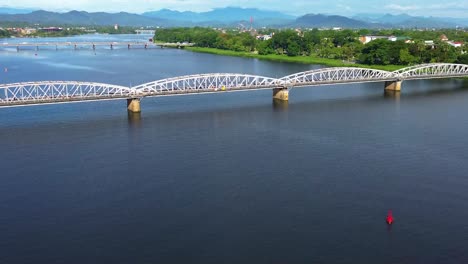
left=1, top=34, right=468, bottom=264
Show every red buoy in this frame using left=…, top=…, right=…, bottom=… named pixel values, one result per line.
left=386, top=210, right=394, bottom=225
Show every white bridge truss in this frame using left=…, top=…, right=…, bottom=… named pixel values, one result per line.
left=133, top=73, right=283, bottom=95
left=280, top=67, right=396, bottom=87
left=394, top=63, right=468, bottom=80
left=0, top=63, right=467, bottom=107
left=0, top=81, right=134, bottom=106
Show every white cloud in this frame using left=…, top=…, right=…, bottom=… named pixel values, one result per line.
left=384, top=2, right=468, bottom=17
left=384, top=4, right=421, bottom=11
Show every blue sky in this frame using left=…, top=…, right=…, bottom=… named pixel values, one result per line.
left=2, top=0, right=468, bottom=17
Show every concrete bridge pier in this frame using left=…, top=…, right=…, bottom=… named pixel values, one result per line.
left=273, top=87, right=289, bottom=101
left=127, top=98, right=141, bottom=113
left=385, top=81, right=402, bottom=91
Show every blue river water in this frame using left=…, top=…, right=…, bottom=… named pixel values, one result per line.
left=0, top=34, right=468, bottom=264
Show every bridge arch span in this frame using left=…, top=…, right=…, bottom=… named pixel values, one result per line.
left=393, top=63, right=468, bottom=80
left=280, top=67, right=397, bottom=87
left=133, top=73, right=284, bottom=95
left=0, top=81, right=134, bottom=106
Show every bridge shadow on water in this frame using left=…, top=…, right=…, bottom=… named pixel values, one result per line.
left=400, top=79, right=468, bottom=99
left=126, top=81, right=468, bottom=126
left=1, top=79, right=467, bottom=131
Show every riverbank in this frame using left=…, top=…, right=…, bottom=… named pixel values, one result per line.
left=186, top=47, right=404, bottom=71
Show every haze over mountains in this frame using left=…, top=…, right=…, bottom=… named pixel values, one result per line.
left=0, top=6, right=466, bottom=28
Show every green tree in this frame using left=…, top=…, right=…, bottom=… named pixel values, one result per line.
left=431, top=40, right=458, bottom=63
left=457, top=53, right=468, bottom=64
left=0, top=29, right=11, bottom=38
left=341, top=41, right=363, bottom=61
left=240, top=32, right=256, bottom=52
left=317, top=38, right=335, bottom=58
left=399, top=48, right=417, bottom=65
left=359, top=39, right=391, bottom=65
left=256, top=39, right=274, bottom=55
left=287, top=41, right=301, bottom=56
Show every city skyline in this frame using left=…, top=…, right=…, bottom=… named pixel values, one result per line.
left=1, top=0, right=468, bottom=18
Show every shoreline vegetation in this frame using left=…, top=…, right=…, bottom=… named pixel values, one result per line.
left=0, top=26, right=139, bottom=38
left=185, top=47, right=468, bottom=80
left=186, top=46, right=404, bottom=71
left=155, top=27, right=468, bottom=71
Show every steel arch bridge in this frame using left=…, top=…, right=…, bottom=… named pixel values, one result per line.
left=394, top=63, right=468, bottom=80
left=280, top=67, right=397, bottom=87
left=1, top=63, right=468, bottom=109
left=132, top=73, right=284, bottom=96
left=0, top=81, right=134, bottom=107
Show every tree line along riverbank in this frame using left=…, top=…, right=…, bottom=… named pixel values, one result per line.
left=155, top=27, right=468, bottom=70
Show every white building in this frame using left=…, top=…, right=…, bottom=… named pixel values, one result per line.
left=256, top=34, right=273, bottom=41
left=448, top=41, right=463, bottom=48
left=359, top=35, right=388, bottom=44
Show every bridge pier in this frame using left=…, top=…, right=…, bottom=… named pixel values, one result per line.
left=127, top=98, right=141, bottom=113
left=385, top=81, right=402, bottom=91
left=273, top=87, right=289, bottom=101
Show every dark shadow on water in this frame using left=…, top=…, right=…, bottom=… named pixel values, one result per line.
left=127, top=111, right=142, bottom=128
left=387, top=223, right=393, bottom=232
left=403, top=85, right=468, bottom=98
left=272, top=99, right=289, bottom=112
left=384, top=90, right=401, bottom=101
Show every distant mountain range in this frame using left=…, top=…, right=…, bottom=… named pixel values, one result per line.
left=352, top=13, right=464, bottom=28
left=143, top=7, right=295, bottom=23
left=0, top=7, right=466, bottom=28
left=0, top=10, right=169, bottom=26
left=293, top=14, right=373, bottom=28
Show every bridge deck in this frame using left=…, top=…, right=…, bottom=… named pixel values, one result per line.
left=0, top=95, right=130, bottom=107
left=0, top=63, right=467, bottom=107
